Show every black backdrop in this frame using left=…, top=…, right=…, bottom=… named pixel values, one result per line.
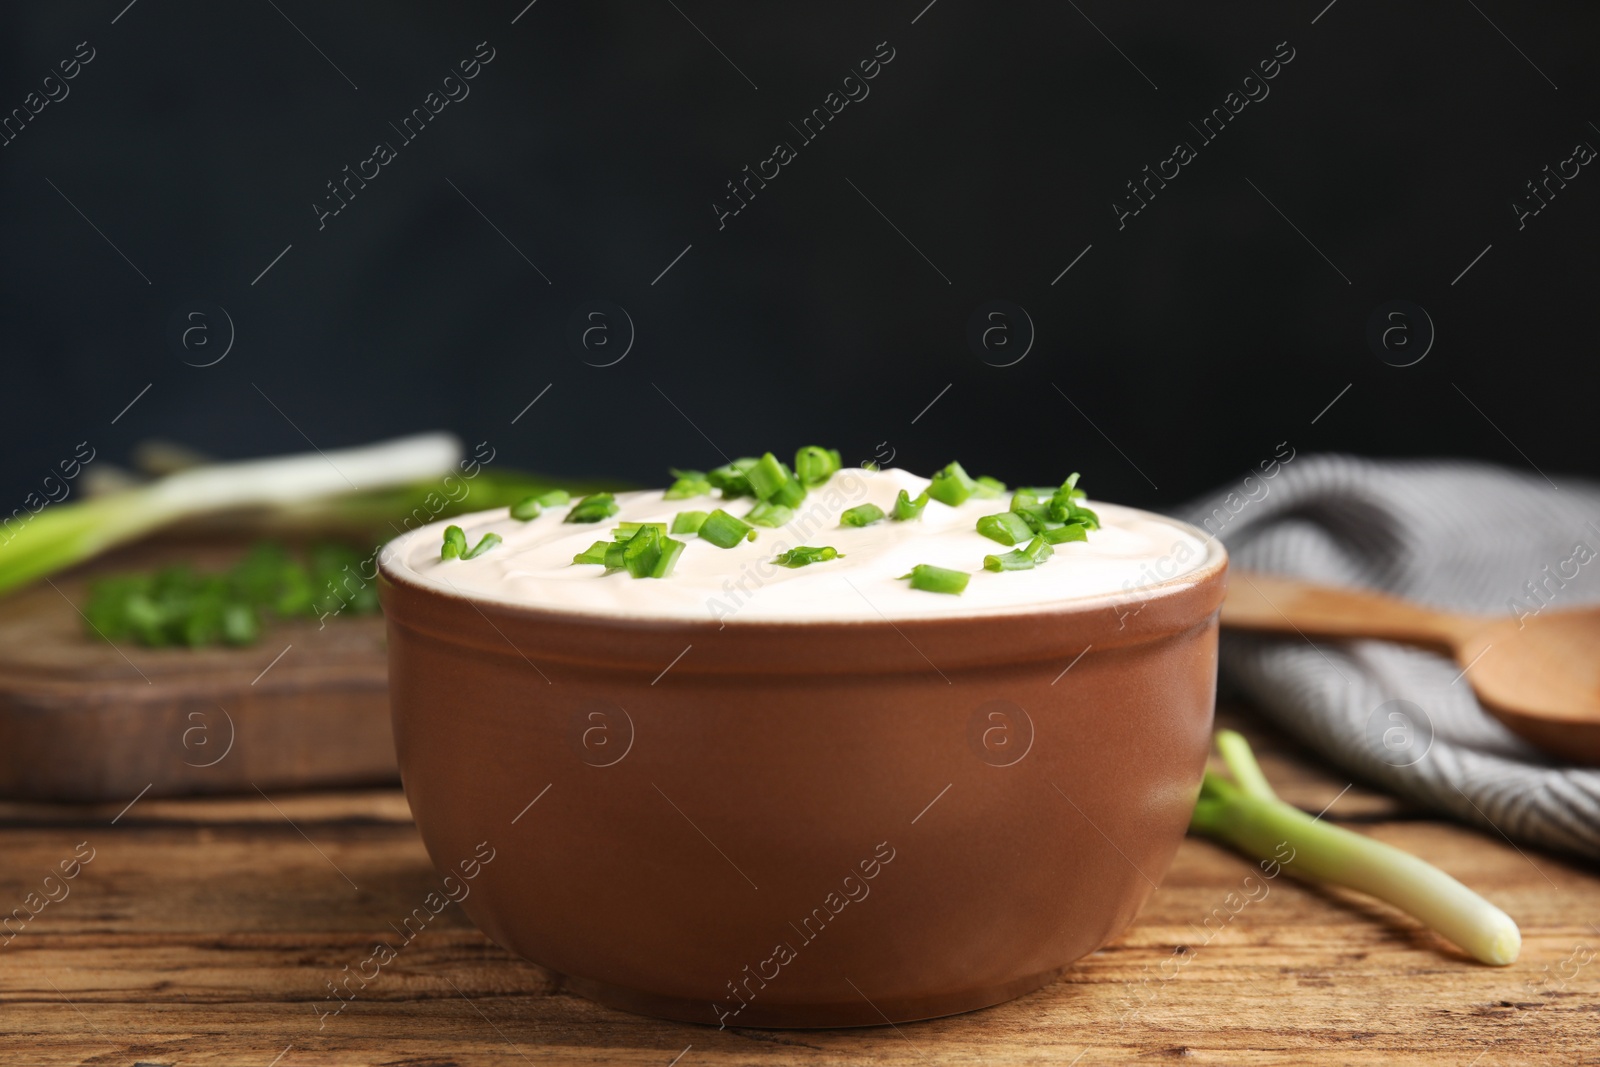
left=3, top=2, right=1596, bottom=513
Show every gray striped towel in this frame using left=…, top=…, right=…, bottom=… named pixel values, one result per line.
left=1179, top=453, right=1600, bottom=861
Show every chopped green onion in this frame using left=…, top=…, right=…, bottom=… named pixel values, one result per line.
left=976, top=511, right=1033, bottom=546
left=769, top=476, right=807, bottom=508
left=795, top=446, right=842, bottom=487
left=651, top=535, right=686, bottom=578
left=566, top=493, right=620, bottom=523
left=612, top=527, right=686, bottom=579
left=622, top=526, right=663, bottom=578
left=1020, top=535, right=1053, bottom=563
left=972, top=475, right=1007, bottom=499
left=671, top=511, right=709, bottom=535
left=708, top=458, right=759, bottom=498
left=1009, top=489, right=1054, bottom=525
left=898, top=563, right=969, bottom=595
left=699, top=509, right=756, bottom=548
left=603, top=541, right=628, bottom=570
left=573, top=540, right=611, bottom=566
left=1043, top=522, right=1088, bottom=545
left=742, top=452, right=807, bottom=507
left=746, top=501, right=794, bottom=528
left=460, top=532, right=502, bottom=560
left=840, top=503, right=886, bottom=527
left=927, top=461, right=977, bottom=507
left=1047, top=498, right=1099, bottom=529
left=1047, top=473, right=1100, bottom=528
left=441, top=525, right=467, bottom=561
left=533, top=488, right=570, bottom=507
left=664, top=473, right=712, bottom=499
left=747, top=453, right=790, bottom=500
left=81, top=540, right=377, bottom=649
left=1014, top=506, right=1057, bottom=534
left=509, top=496, right=544, bottom=521
left=612, top=521, right=668, bottom=541
left=983, top=535, right=1053, bottom=572
left=774, top=545, right=842, bottom=568
left=892, top=489, right=930, bottom=522
left=221, top=602, right=259, bottom=645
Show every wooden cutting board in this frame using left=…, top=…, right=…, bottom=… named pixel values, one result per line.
left=0, top=536, right=396, bottom=802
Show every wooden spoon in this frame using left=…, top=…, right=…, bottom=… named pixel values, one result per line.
left=1221, top=571, right=1600, bottom=766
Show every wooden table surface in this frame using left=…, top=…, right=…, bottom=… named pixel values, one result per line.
left=2, top=706, right=1596, bottom=1066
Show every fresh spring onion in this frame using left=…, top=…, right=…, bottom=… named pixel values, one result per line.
left=774, top=545, right=842, bottom=568
left=977, top=511, right=1033, bottom=546
left=984, top=535, right=1053, bottom=572
left=1190, top=730, right=1521, bottom=966
left=566, top=493, right=620, bottom=524
left=0, top=433, right=476, bottom=600
left=698, top=509, right=757, bottom=548
left=573, top=540, right=610, bottom=566
left=899, top=563, right=969, bottom=595
left=671, top=511, right=709, bottom=535
left=840, top=503, right=886, bottom=528
left=892, top=489, right=929, bottom=522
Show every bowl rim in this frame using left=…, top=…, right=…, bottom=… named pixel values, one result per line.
left=376, top=506, right=1228, bottom=632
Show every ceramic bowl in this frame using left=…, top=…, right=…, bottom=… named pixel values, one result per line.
left=378, top=514, right=1226, bottom=1027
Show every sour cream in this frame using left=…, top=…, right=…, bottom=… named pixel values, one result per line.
left=385, top=467, right=1216, bottom=623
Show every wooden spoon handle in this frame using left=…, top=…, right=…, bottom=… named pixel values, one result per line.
left=1222, top=571, right=1473, bottom=651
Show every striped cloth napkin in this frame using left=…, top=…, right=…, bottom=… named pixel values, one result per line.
left=1180, top=453, right=1600, bottom=861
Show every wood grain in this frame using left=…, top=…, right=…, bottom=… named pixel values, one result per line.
left=0, top=537, right=396, bottom=801
left=0, top=708, right=1595, bottom=1065
left=1222, top=571, right=1600, bottom=765
left=1220, top=571, right=1474, bottom=649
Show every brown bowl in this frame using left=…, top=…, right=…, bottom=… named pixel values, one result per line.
left=379, top=517, right=1226, bottom=1028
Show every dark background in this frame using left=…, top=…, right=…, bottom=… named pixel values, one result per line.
left=3, top=1, right=1595, bottom=513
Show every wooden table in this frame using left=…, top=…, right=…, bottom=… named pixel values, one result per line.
left=2, top=707, right=1596, bottom=1066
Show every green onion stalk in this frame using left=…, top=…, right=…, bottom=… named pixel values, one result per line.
left=0, top=434, right=606, bottom=599
left=1190, top=730, right=1521, bottom=966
